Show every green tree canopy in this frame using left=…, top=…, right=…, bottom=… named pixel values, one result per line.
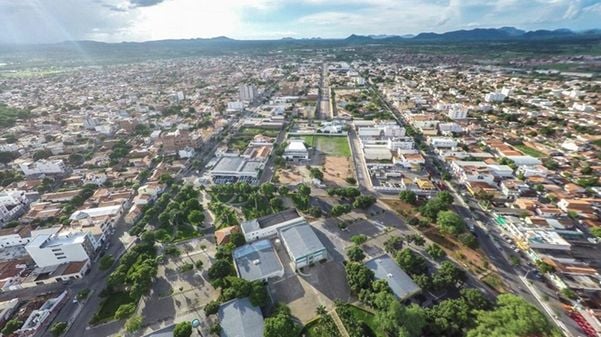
left=467, top=294, right=556, bottom=337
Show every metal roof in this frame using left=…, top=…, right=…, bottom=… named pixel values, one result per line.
left=218, top=298, right=264, bottom=337
left=233, top=240, right=284, bottom=281
left=365, top=254, right=421, bottom=300
left=279, top=224, right=326, bottom=260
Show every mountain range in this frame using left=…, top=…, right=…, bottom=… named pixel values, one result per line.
left=343, top=27, right=601, bottom=42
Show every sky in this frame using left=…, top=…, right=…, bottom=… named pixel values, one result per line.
left=1, top=0, right=600, bottom=44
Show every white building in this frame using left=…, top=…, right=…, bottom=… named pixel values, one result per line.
left=0, top=190, right=30, bottom=224
left=447, top=104, right=468, bottom=120
left=19, top=159, right=67, bottom=176
left=484, top=92, right=506, bottom=103
left=239, top=84, right=258, bottom=103
left=240, top=209, right=305, bottom=242
left=0, top=226, right=58, bottom=249
left=283, top=139, right=309, bottom=160
left=25, top=232, right=94, bottom=268
left=428, top=137, right=457, bottom=149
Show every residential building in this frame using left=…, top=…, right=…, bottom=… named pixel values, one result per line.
left=365, top=254, right=421, bottom=300
left=18, top=159, right=67, bottom=176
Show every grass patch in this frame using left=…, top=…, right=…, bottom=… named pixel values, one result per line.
left=91, top=292, right=134, bottom=324
left=239, top=127, right=280, bottom=137
left=514, top=144, right=545, bottom=158
left=303, top=135, right=351, bottom=157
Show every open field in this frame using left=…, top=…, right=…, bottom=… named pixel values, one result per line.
left=303, top=135, right=351, bottom=157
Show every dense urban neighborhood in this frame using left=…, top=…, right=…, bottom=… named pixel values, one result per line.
left=0, top=36, right=601, bottom=337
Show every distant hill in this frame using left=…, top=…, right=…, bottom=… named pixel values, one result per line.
left=411, top=27, right=601, bottom=41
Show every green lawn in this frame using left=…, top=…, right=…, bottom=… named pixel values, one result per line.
left=514, top=144, right=545, bottom=158
left=303, top=135, right=351, bottom=157
left=239, top=127, right=280, bottom=137
left=337, top=305, right=384, bottom=337
left=91, top=292, right=135, bottom=324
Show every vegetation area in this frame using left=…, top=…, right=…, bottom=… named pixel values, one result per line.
left=302, top=135, right=351, bottom=157
left=228, top=127, right=279, bottom=152
left=210, top=182, right=285, bottom=223
left=514, top=144, right=545, bottom=158
left=0, top=104, right=31, bottom=128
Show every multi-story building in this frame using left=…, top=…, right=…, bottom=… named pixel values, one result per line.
left=239, top=84, right=258, bottom=103
left=25, top=232, right=95, bottom=268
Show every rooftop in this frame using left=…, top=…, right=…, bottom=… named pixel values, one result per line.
left=233, top=240, right=284, bottom=281
left=218, top=297, right=264, bottom=337
left=365, top=254, right=421, bottom=300
left=279, top=223, right=326, bottom=260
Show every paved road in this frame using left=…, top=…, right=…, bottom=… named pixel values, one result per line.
left=258, top=123, right=288, bottom=184
left=317, top=63, right=331, bottom=120
left=347, top=127, right=372, bottom=193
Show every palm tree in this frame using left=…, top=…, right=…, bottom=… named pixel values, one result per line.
left=316, top=305, right=327, bottom=317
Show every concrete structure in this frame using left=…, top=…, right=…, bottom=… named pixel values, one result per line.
left=240, top=209, right=305, bottom=242
left=19, top=159, right=67, bottom=176
left=279, top=223, right=327, bottom=270
left=218, top=297, right=264, bottom=337
left=365, top=255, right=421, bottom=300
left=209, top=156, right=263, bottom=185
left=25, top=233, right=94, bottom=268
left=233, top=240, right=284, bottom=282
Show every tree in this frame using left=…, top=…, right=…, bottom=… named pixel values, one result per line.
left=99, top=255, right=114, bottom=270
left=264, top=308, right=299, bottom=337
left=173, top=321, right=193, bottom=337
left=208, top=259, right=233, bottom=284
left=431, top=261, right=466, bottom=290
left=396, top=248, right=428, bottom=276
left=114, top=303, right=136, bottom=320
left=1, top=319, right=22, bottom=335
left=351, top=234, right=367, bottom=246
left=346, top=245, right=366, bottom=262
left=425, top=244, right=446, bottom=260
left=375, top=300, right=426, bottom=337
left=309, top=167, right=324, bottom=180
left=297, top=184, right=311, bottom=196
left=467, top=294, right=556, bottom=337
left=229, top=232, right=246, bottom=247
left=249, top=281, right=269, bottom=307
left=269, top=197, right=283, bottom=211
left=330, top=204, right=351, bottom=217
left=426, top=298, right=472, bottom=337
left=204, top=300, right=220, bottom=316
left=535, top=260, right=555, bottom=274
left=50, top=321, right=68, bottom=337
left=460, top=288, right=491, bottom=311
left=436, top=211, right=466, bottom=236
left=399, top=190, right=417, bottom=205
left=405, top=234, right=425, bottom=246
left=384, top=235, right=403, bottom=253
left=345, top=262, right=374, bottom=293
left=125, top=315, right=143, bottom=333
left=187, top=210, right=204, bottom=225
left=458, top=233, right=479, bottom=248
left=352, top=195, right=376, bottom=209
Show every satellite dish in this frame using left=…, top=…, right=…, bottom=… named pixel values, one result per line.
left=191, top=319, right=201, bottom=328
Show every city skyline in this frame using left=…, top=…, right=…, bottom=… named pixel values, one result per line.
left=1, top=0, right=601, bottom=44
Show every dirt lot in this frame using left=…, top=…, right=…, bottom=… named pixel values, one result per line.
left=323, top=156, right=354, bottom=186
left=276, top=156, right=354, bottom=187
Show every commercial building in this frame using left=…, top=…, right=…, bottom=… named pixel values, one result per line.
left=218, top=297, right=264, bottom=337
left=25, top=232, right=94, bottom=268
left=233, top=240, right=284, bottom=282
left=365, top=255, right=421, bottom=300
left=208, top=156, right=263, bottom=185
left=279, top=223, right=327, bottom=270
